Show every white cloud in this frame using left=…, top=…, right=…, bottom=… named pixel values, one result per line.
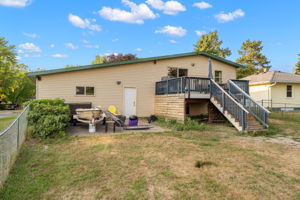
left=146, top=0, right=186, bottom=15
left=22, top=32, right=38, bottom=38
left=16, top=56, right=21, bottom=60
left=65, top=42, right=79, bottom=50
left=99, top=0, right=157, bottom=24
left=52, top=54, right=68, bottom=58
left=17, top=49, right=24, bottom=53
left=0, top=0, right=31, bottom=7
left=19, top=42, right=41, bottom=52
left=68, top=14, right=101, bottom=31
left=81, top=39, right=89, bottom=44
left=215, top=9, right=245, bottom=23
left=50, top=44, right=55, bottom=48
left=112, top=38, right=119, bottom=42
left=84, top=44, right=100, bottom=49
left=24, top=54, right=41, bottom=58
left=193, top=2, right=212, bottom=9
left=135, top=48, right=142, bottom=52
left=169, top=39, right=177, bottom=43
left=155, top=25, right=187, bottom=37
left=195, top=30, right=206, bottom=36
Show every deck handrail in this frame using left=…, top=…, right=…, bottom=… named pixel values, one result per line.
left=211, top=79, right=249, bottom=113
left=228, top=80, right=270, bottom=127
left=155, top=77, right=210, bottom=95
left=210, top=79, right=249, bottom=130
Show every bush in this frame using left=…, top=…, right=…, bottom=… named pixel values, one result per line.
left=26, top=99, right=70, bottom=139
left=155, top=116, right=210, bottom=131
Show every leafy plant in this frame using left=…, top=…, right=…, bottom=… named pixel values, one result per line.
left=155, top=116, right=211, bottom=131
left=26, top=99, right=70, bottom=139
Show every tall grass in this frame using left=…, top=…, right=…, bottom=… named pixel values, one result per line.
left=154, top=116, right=212, bottom=131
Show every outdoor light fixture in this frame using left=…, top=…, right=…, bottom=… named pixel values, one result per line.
left=116, top=81, right=121, bottom=85
left=37, top=76, right=42, bottom=81
left=191, top=63, right=195, bottom=67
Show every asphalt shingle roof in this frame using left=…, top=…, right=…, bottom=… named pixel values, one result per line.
left=241, top=71, right=300, bottom=84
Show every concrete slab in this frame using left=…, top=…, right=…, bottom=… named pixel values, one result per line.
left=67, top=120, right=167, bottom=136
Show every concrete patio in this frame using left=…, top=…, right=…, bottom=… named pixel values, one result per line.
left=66, top=120, right=166, bottom=136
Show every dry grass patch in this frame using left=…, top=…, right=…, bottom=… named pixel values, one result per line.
left=1, top=131, right=300, bottom=200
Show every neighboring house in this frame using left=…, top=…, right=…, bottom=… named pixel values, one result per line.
left=242, top=71, right=300, bottom=111
left=27, top=52, right=268, bottom=131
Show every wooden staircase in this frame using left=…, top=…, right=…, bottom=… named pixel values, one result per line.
left=210, top=79, right=270, bottom=132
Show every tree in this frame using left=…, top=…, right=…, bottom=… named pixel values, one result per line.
left=294, top=54, right=300, bottom=75
left=194, top=31, right=231, bottom=58
left=91, top=55, right=107, bottom=64
left=236, top=40, right=271, bottom=79
left=105, top=53, right=137, bottom=63
left=0, top=36, right=35, bottom=104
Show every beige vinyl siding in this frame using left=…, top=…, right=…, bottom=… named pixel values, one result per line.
left=36, top=55, right=237, bottom=117
left=271, top=83, right=300, bottom=107
left=249, top=84, right=272, bottom=102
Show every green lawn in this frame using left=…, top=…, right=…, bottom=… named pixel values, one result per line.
left=269, top=112, right=300, bottom=140
left=1, top=112, right=300, bottom=200
left=0, top=116, right=16, bottom=132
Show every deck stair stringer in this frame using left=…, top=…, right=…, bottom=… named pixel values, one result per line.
left=210, top=96, right=243, bottom=131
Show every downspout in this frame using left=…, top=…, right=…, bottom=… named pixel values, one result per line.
left=268, top=82, right=277, bottom=108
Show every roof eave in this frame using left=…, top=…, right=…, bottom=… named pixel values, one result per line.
left=27, top=52, right=243, bottom=77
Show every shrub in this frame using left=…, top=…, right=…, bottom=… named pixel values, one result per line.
left=155, top=116, right=210, bottom=131
left=26, top=99, right=70, bottom=138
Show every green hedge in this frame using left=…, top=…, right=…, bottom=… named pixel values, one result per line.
left=26, top=99, right=70, bottom=138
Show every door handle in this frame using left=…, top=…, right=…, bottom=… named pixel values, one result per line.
left=133, top=101, right=136, bottom=107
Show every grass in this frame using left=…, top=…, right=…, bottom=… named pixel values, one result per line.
left=0, top=116, right=16, bottom=132
left=1, top=128, right=300, bottom=200
left=154, top=116, right=213, bottom=131
left=1, top=112, right=300, bottom=199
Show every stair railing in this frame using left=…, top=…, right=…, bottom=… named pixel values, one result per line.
left=211, top=79, right=249, bottom=130
left=228, top=80, right=270, bottom=128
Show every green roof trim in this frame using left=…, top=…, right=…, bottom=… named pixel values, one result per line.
left=27, top=52, right=244, bottom=77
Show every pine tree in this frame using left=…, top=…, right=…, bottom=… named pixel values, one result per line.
left=236, top=40, right=271, bottom=79
left=194, top=31, right=231, bottom=58
left=294, top=54, right=300, bottom=75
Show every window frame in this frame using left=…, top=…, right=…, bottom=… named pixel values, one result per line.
left=286, top=85, right=293, bottom=98
left=167, top=67, right=188, bottom=78
left=75, top=86, right=95, bottom=96
left=214, top=70, right=222, bottom=84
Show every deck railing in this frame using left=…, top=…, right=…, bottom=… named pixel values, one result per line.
left=228, top=80, right=270, bottom=127
left=230, top=80, right=249, bottom=94
left=155, top=77, right=210, bottom=96
left=211, top=79, right=249, bottom=130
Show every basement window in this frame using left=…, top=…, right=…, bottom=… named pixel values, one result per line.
left=286, top=85, right=293, bottom=98
left=76, top=86, right=95, bottom=96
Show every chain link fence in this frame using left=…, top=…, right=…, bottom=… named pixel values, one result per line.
left=0, top=105, right=30, bottom=186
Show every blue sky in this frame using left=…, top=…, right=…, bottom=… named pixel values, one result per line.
left=0, top=0, right=299, bottom=72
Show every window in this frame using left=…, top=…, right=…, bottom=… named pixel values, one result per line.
left=76, top=86, right=95, bottom=96
left=214, top=71, right=222, bottom=84
left=86, top=87, right=95, bottom=96
left=76, top=86, right=85, bottom=95
left=168, top=67, right=188, bottom=78
left=286, top=85, right=292, bottom=98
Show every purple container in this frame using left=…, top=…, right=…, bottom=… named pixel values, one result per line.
left=129, top=119, right=138, bottom=126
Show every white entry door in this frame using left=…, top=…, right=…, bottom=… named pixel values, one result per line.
left=124, top=87, right=136, bottom=117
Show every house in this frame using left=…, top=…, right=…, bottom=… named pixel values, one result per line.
left=27, top=52, right=269, bottom=131
left=242, top=71, right=300, bottom=111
